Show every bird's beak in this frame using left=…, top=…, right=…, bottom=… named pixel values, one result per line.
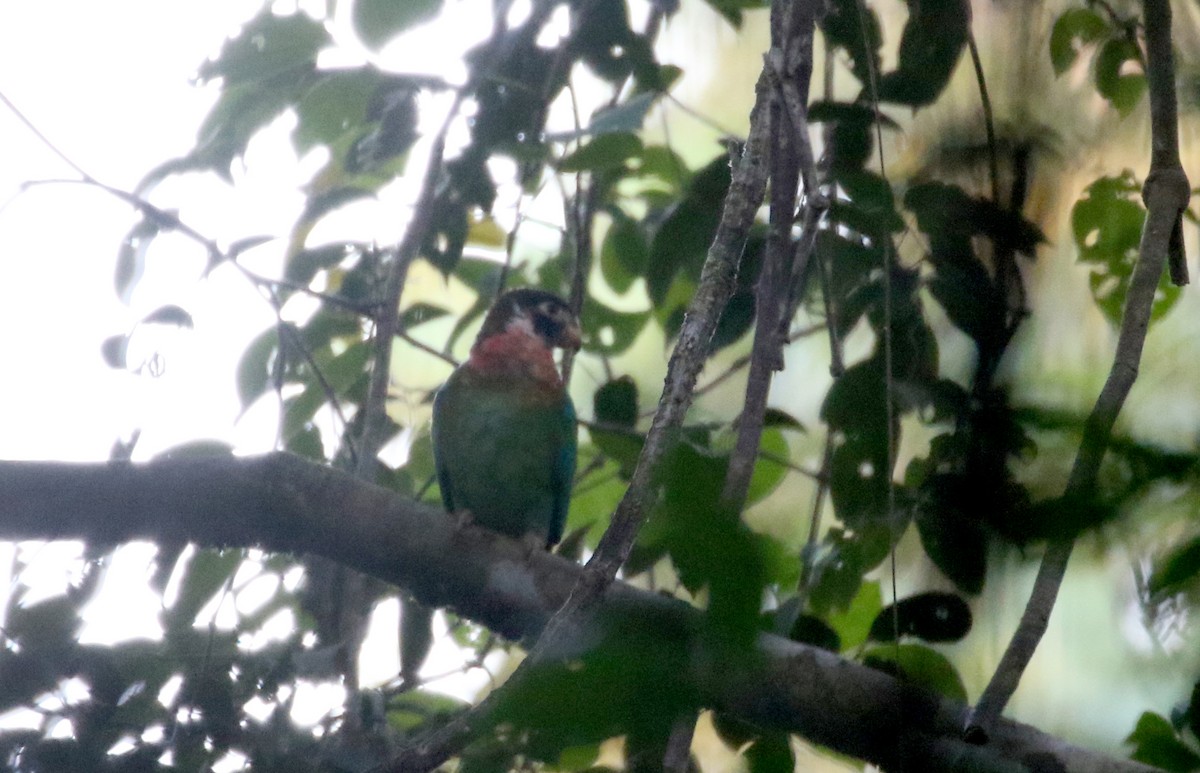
left=560, top=320, right=583, bottom=351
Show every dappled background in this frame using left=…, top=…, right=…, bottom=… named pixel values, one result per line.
left=2, top=0, right=1200, bottom=770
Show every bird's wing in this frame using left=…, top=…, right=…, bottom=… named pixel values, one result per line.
left=548, top=393, right=577, bottom=547
left=431, top=381, right=456, bottom=512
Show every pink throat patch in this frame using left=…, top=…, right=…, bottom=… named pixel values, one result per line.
left=468, top=329, right=562, bottom=387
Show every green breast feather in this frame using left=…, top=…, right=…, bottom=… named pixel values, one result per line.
left=432, top=367, right=577, bottom=547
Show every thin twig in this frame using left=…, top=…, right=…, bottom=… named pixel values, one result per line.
left=396, top=331, right=459, bottom=368
left=965, top=0, right=1190, bottom=739
left=355, top=95, right=462, bottom=478
left=662, top=713, right=698, bottom=773
left=966, top=32, right=1000, bottom=205
left=383, top=65, right=775, bottom=773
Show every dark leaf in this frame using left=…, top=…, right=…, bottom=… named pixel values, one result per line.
left=875, top=0, right=969, bottom=107
left=819, top=0, right=882, bottom=86
left=559, top=133, right=643, bottom=173
left=710, top=290, right=756, bottom=352
left=1126, top=712, right=1200, bottom=772
left=869, top=592, right=972, bottom=643
left=1149, top=534, right=1200, bottom=597
left=600, top=210, right=649, bottom=293
left=594, top=377, right=639, bottom=427
left=914, top=483, right=988, bottom=594
left=141, top=304, right=194, bottom=328
left=745, top=733, right=794, bottom=773
left=1049, top=8, right=1109, bottom=75
left=788, top=614, right=840, bottom=652
left=115, top=215, right=163, bottom=302
left=647, top=155, right=732, bottom=305
left=152, top=440, right=235, bottom=459
left=762, top=408, right=805, bottom=431
left=101, top=334, right=129, bottom=370
left=401, top=302, right=451, bottom=329
left=237, top=326, right=281, bottom=410
left=584, top=92, right=659, bottom=136
left=352, top=0, right=442, bottom=50
left=698, top=0, right=766, bottom=27
left=198, top=11, right=329, bottom=84
left=285, top=243, right=353, bottom=287
left=164, top=549, right=241, bottom=631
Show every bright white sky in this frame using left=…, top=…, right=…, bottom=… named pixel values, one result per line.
left=2, top=2, right=1187, bottom=762
left=0, top=0, right=546, bottom=737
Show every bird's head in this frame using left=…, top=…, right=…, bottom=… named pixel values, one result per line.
left=476, top=288, right=582, bottom=352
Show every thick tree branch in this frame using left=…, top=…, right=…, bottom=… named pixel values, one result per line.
left=967, top=0, right=1191, bottom=738
left=0, top=454, right=1157, bottom=773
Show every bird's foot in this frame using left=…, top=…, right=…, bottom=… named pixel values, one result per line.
left=519, top=532, right=547, bottom=560
left=452, top=509, right=474, bottom=531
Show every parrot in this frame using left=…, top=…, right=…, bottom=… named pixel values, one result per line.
left=432, top=287, right=582, bottom=549
left=402, top=289, right=580, bottom=685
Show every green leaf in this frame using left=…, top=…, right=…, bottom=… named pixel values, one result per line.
left=825, top=579, right=882, bottom=650
left=7, top=595, right=80, bottom=652
left=710, top=290, right=756, bottom=352
left=285, top=243, right=353, bottom=287
left=1126, top=712, right=1200, bottom=772
left=115, top=215, right=162, bottom=302
left=1095, top=38, right=1146, bottom=116
left=199, top=11, right=329, bottom=84
left=1149, top=534, right=1200, bottom=597
left=401, top=302, right=451, bottom=329
left=190, top=76, right=305, bottom=179
left=582, top=92, right=659, bottom=137
left=237, top=327, right=280, bottom=410
left=298, top=186, right=375, bottom=230
left=352, top=0, right=441, bottom=49
left=647, top=155, right=731, bottom=305
left=294, top=69, right=412, bottom=154
left=1072, top=172, right=1180, bottom=324
left=282, top=341, right=371, bottom=441
left=869, top=592, right=972, bottom=643
left=101, top=334, right=129, bottom=370
left=594, top=377, right=639, bottom=427
left=165, top=549, right=242, bottom=631
left=559, top=133, right=643, bottom=172
left=141, top=304, right=194, bottom=328
left=862, top=643, right=968, bottom=703
left=1049, top=8, right=1108, bottom=75
left=747, top=427, right=789, bottom=504
left=581, top=300, right=651, bottom=356
left=588, top=425, right=644, bottom=478
left=600, top=210, right=649, bottom=293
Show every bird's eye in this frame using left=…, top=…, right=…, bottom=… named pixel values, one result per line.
left=533, top=312, right=560, bottom=341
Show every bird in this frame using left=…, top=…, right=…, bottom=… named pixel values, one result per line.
left=432, top=287, right=581, bottom=549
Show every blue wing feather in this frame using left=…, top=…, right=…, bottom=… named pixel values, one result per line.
left=431, top=387, right=456, bottom=513
left=548, top=395, right=577, bottom=547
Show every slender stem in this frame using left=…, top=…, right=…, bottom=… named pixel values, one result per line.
left=355, top=96, right=461, bottom=478
left=966, top=0, right=1190, bottom=738
left=966, top=32, right=1000, bottom=205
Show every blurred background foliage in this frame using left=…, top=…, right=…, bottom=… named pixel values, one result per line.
left=5, top=0, right=1200, bottom=770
